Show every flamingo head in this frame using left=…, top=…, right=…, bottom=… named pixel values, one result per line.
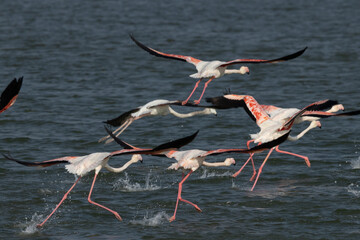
left=205, top=108, right=217, bottom=116
left=311, top=120, right=322, bottom=129
left=239, top=66, right=250, bottom=75
left=224, top=157, right=236, bottom=166
left=330, top=104, right=345, bottom=112
left=131, top=154, right=143, bottom=163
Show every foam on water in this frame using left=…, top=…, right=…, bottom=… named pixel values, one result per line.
left=113, top=172, right=161, bottom=192
left=18, top=213, right=43, bottom=235
left=347, top=183, right=360, bottom=197
left=350, top=156, right=360, bottom=169
left=130, top=211, right=170, bottom=226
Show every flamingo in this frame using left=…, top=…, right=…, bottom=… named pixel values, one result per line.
left=130, top=35, right=307, bottom=105
left=3, top=130, right=198, bottom=227
left=99, top=99, right=217, bottom=144
left=106, top=127, right=291, bottom=221
left=0, top=77, right=23, bottom=114
left=206, top=94, right=360, bottom=190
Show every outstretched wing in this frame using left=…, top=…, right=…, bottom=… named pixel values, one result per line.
left=0, top=77, right=23, bottom=113
left=3, top=153, right=71, bottom=168
left=152, top=130, right=199, bottom=151
left=130, top=34, right=201, bottom=66
left=103, top=108, right=139, bottom=127
left=201, top=131, right=291, bottom=157
left=205, top=95, right=246, bottom=109
left=219, top=47, right=307, bottom=67
left=108, top=128, right=199, bottom=156
left=302, top=110, right=360, bottom=118
left=104, top=126, right=139, bottom=149
left=280, top=100, right=339, bottom=131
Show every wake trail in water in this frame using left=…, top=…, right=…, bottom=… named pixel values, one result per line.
left=199, top=169, right=233, bottom=179
left=350, top=156, right=360, bottom=169
left=113, top=172, right=161, bottom=192
left=130, top=211, right=170, bottom=226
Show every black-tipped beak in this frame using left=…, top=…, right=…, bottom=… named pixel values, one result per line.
left=140, top=159, right=143, bottom=163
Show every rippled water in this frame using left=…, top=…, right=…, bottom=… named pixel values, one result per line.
left=1, top=0, right=360, bottom=239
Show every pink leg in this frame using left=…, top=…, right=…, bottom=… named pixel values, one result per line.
left=37, top=177, right=81, bottom=228
left=251, top=148, right=274, bottom=191
left=275, top=146, right=311, bottom=167
left=169, top=170, right=201, bottom=222
left=88, top=173, right=122, bottom=221
left=193, top=77, right=214, bottom=105
left=232, top=140, right=257, bottom=180
left=182, top=78, right=202, bottom=105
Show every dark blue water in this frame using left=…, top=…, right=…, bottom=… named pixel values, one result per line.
left=1, top=0, right=360, bottom=239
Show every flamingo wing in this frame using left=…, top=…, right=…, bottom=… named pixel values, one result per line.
left=103, top=108, right=139, bottom=127
left=3, top=153, right=73, bottom=168
left=219, top=47, right=307, bottom=67
left=107, top=128, right=199, bottom=156
left=280, top=100, right=339, bottom=130
left=201, top=131, right=291, bottom=157
left=130, top=35, right=201, bottom=65
left=302, top=109, right=360, bottom=118
left=0, top=77, right=23, bottom=114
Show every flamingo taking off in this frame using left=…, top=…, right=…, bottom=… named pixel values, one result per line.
left=130, top=35, right=307, bottom=105
left=106, top=127, right=291, bottom=221
left=3, top=129, right=198, bottom=227
left=0, top=77, right=23, bottom=114
left=99, top=99, right=217, bottom=144
left=206, top=94, right=360, bottom=190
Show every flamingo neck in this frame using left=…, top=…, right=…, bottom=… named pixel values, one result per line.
left=202, top=161, right=228, bottom=167
left=224, top=69, right=243, bottom=75
left=105, top=159, right=136, bottom=173
left=168, top=107, right=213, bottom=118
left=287, top=121, right=318, bottom=141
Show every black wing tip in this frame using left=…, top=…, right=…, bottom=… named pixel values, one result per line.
left=152, top=130, right=199, bottom=152
left=103, top=126, right=134, bottom=149
left=247, top=131, right=291, bottom=153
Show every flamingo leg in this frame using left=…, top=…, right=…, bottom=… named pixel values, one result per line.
left=88, top=172, right=122, bottom=221
left=232, top=140, right=257, bottom=180
left=37, top=177, right=81, bottom=228
left=275, top=146, right=311, bottom=167
left=182, top=78, right=202, bottom=105
left=169, top=170, right=201, bottom=222
left=193, top=77, right=215, bottom=105
left=99, top=119, right=131, bottom=143
left=104, top=120, right=134, bottom=144
left=251, top=148, right=274, bottom=191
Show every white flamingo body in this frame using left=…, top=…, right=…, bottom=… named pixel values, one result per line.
left=4, top=151, right=143, bottom=227
left=205, top=94, right=350, bottom=190
left=130, top=35, right=307, bottom=104
left=100, top=99, right=216, bottom=143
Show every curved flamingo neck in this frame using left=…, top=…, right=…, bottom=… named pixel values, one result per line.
left=105, top=159, right=136, bottom=173
left=287, top=121, right=319, bottom=141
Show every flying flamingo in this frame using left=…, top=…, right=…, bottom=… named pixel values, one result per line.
left=130, top=35, right=307, bottom=105
left=99, top=99, right=217, bottom=144
left=106, top=127, right=291, bottom=221
left=0, top=77, right=23, bottom=114
left=3, top=130, right=198, bottom=227
left=206, top=94, right=360, bottom=190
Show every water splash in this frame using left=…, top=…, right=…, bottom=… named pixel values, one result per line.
left=130, top=211, right=170, bottom=226
left=347, top=183, right=360, bottom=197
left=199, top=169, right=233, bottom=179
left=19, top=213, right=43, bottom=235
left=350, top=156, right=360, bottom=169
left=113, top=172, right=161, bottom=192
